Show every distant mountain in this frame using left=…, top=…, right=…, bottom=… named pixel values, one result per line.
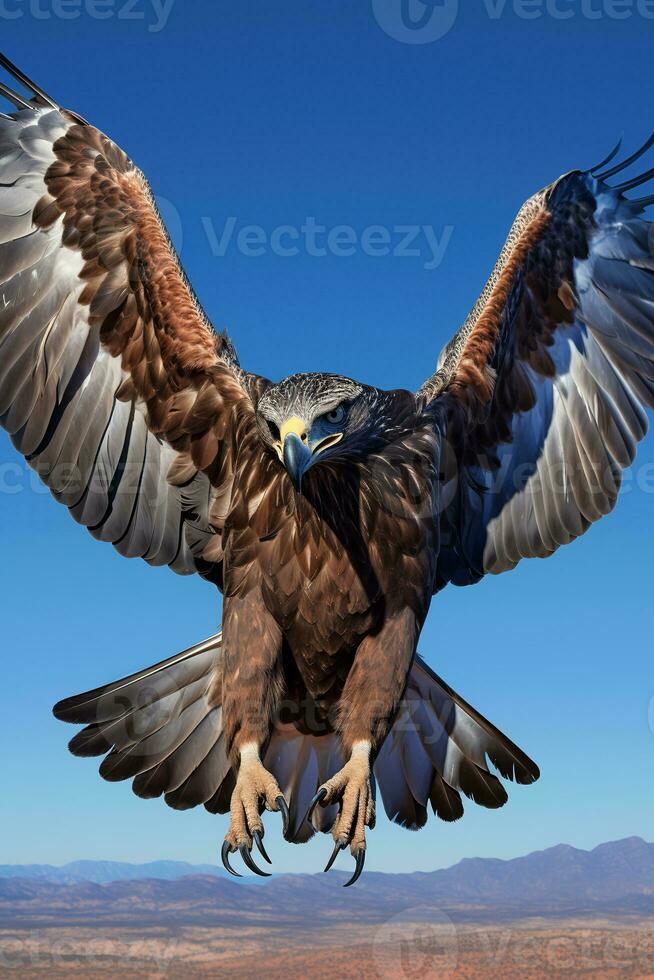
left=0, top=859, right=229, bottom=885
left=1, top=838, right=652, bottom=927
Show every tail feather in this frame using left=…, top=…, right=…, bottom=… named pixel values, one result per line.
left=68, top=675, right=210, bottom=759
left=374, top=655, right=539, bottom=829
left=429, top=777, right=465, bottom=823
left=163, top=731, right=231, bottom=811
left=264, top=725, right=343, bottom=842
left=53, top=635, right=232, bottom=812
left=53, top=636, right=219, bottom=725
left=53, top=637, right=539, bottom=839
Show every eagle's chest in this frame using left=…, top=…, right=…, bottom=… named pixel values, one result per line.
left=260, top=505, right=384, bottom=652
left=224, top=440, right=439, bottom=685
left=258, top=514, right=385, bottom=699
left=225, top=470, right=386, bottom=650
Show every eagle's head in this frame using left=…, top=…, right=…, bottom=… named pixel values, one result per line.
left=257, top=372, right=405, bottom=490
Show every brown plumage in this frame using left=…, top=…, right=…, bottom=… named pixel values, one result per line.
left=3, top=55, right=654, bottom=884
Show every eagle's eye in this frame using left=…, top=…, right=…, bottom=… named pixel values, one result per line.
left=324, top=404, right=346, bottom=425
left=263, top=417, right=280, bottom=441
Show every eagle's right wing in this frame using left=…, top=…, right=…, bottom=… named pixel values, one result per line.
left=419, top=136, right=654, bottom=588
left=0, top=54, right=262, bottom=585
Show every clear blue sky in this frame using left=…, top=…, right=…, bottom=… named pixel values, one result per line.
left=1, top=2, right=653, bottom=874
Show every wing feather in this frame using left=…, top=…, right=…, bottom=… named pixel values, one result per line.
left=428, top=151, right=654, bottom=586
left=0, top=57, right=262, bottom=585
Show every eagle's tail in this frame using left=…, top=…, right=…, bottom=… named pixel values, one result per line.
left=53, top=635, right=539, bottom=845
left=373, top=656, right=540, bottom=831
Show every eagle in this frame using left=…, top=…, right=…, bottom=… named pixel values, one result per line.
left=2, top=53, right=653, bottom=887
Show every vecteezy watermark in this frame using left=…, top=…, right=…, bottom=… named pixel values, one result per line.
left=481, top=0, right=654, bottom=20
left=0, top=930, right=180, bottom=972
left=156, top=196, right=184, bottom=254
left=373, top=908, right=459, bottom=979
left=3, top=450, right=654, bottom=501
left=473, top=925, right=654, bottom=973
left=372, top=0, right=654, bottom=44
left=372, top=0, right=460, bottom=44
left=0, top=0, right=176, bottom=32
left=201, top=216, right=454, bottom=271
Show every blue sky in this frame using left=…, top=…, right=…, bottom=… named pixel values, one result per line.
left=1, top=2, right=654, bottom=875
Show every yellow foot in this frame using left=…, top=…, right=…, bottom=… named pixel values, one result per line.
left=307, top=741, right=375, bottom=887
left=221, top=745, right=289, bottom=878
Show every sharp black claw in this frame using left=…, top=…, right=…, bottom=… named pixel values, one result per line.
left=276, top=795, right=291, bottom=839
left=306, top=787, right=328, bottom=825
left=239, top=843, right=271, bottom=877
left=344, top=849, right=366, bottom=888
left=221, top=840, right=242, bottom=878
left=323, top=840, right=346, bottom=873
left=253, top=830, right=271, bottom=865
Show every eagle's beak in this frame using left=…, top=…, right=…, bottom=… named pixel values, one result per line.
left=275, top=415, right=345, bottom=491
left=283, top=432, right=311, bottom=491
left=277, top=416, right=312, bottom=492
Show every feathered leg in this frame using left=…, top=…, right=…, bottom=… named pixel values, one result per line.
left=309, top=608, right=419, bottom=885
left=216, top=592, right=288, bottom=876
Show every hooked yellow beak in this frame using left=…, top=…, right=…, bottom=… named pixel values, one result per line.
left=273, top=415, right=344, bottom=491
left=274, top=417, right=311, bottom=491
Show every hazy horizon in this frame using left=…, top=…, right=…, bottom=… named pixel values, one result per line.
left=1, top=834, right=652, bottom=875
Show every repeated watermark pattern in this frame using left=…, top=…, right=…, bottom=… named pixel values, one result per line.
left=1, top=922, right=653, bottom=975
left=3, top=448, right=654, bottom=502
left=201, top=216, right=454, bottom=271
left=3, top=448, right=654, bottom=505
left=0, top=0, right=175, bottom=31
left=373, top=0, right=461, bottom=44
left=371, top=917, right=654, bottom=978
left=469, top=926, right=654, bottom=974
left=373, top=0, right=654, bottom=43
left=373, top=908, right=460, bottom=979
left=154, top=196, right=455, bottom=271
left=0, top=931, right=180, bottom=972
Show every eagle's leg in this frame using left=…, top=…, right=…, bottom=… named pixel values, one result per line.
left=218, top=593, right=288, bottom=877
left=309, top=609, right=419, bottom=885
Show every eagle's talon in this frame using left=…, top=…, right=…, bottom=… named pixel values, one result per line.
left=239, top=842, right=271, bottom=877
left=344, top=849, right=366, bottom=888
left=323, top=840, right=346, bottom=873
left=314, top=747, right=374, bottom=883
left=221, top=840, right=242, bottom=878
left=253, top=829, right=271, bottom=865
left=276, top=794, right=291, bottom=839
left=225, top=753, right=286, bottom=862
left=306, top=787, right=328, bottom=825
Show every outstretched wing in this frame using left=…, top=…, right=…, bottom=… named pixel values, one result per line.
left=420, top=136, right=654, bottom=587
left=0, top=54, right=258, bottom=584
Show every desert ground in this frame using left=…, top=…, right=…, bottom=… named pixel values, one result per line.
left=1, top=918, right=653, bottom=979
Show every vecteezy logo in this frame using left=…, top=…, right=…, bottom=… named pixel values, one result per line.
left=155, top=196, right=183, bottom=255
left=372, top=0, right=459, bottom=44
left=373, top=908, right=459, bottom=979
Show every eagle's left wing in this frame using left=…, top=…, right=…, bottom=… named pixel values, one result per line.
left=0, top=55, right=262, bottom=585
left=420, top=137, right=654, bottom=588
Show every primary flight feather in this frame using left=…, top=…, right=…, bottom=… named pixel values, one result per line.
left=1, top=53, right=652, bottom=885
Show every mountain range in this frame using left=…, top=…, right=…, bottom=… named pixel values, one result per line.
left=0, top=859, right=228, bottom=885
left=1, top=837, right=652, bottom=927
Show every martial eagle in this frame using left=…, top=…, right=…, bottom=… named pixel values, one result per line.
left=1, top=54, right=653, bottom=886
